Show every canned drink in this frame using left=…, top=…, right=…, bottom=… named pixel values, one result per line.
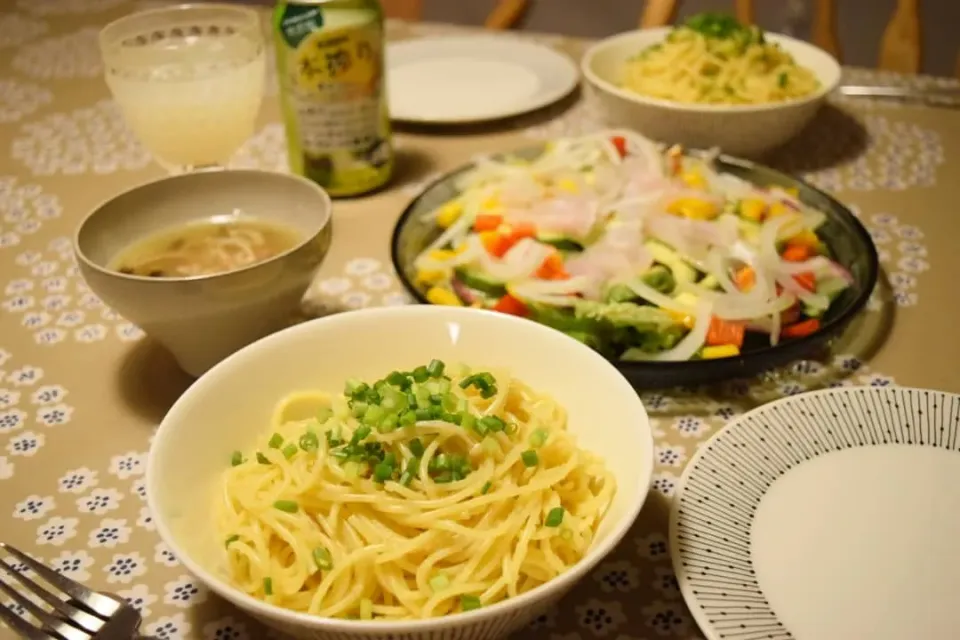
left=272, top=0, right=393, bottom=197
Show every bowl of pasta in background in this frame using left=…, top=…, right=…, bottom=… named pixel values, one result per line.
left=581, top=27, right=841, bottom=158
left=147, top=305, right=654, bottom=640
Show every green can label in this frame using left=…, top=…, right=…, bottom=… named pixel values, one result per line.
left=273, top=3, right=393, bottom=197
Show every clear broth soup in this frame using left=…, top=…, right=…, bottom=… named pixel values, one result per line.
left=110, top=217, right=301, bottom=278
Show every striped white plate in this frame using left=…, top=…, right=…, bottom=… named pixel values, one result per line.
left=671, top=386, right=960, bottom=640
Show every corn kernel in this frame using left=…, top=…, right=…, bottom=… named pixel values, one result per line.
left=666, top=197, right=718, bottom=220
left=416, top=268, right=446, bottom=286
left=739, top=198, right=767, bottom=221
left=768, top=201, right=789, bottom=217
left=426, top=287, right=462, bottom=306
left=436, top=202, right=463, bottom=229
left=783, top=187, right=800, bottom=197
left=681, top=170, right=707, bottom=190
left=667, top=311, right=695, bottom=329
left=428, top=249, right=456, bottom=261
left=481, top=195, right=500, bottom=210
left=556, top=178, right=580, bottom=194
left=789, top=229, right=819, bottom=249
left=702, top=345, right=740, bottom=359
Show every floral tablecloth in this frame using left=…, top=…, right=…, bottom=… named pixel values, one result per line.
left=2, top=3, right=960, bottom=639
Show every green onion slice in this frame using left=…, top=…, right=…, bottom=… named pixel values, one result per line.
left=545, top=506, right=565, bottom=527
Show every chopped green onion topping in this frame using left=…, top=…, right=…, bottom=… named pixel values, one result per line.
left=459, top=372, right=498, bottom=399
left=521, top=449, right=539, bottom=467
left=461, top=412, right=477, bottom=431
left=282, top=443, right=298, bottom=460
left=263, top=577, right=273, bottom=595
left=461, top=594, right=482, bottom=611
left=373, top=461, right=394, bottom=483
left=230, top=451, right=244, bottom=466
left=316, top=406, right=333, bottom=423
left=299, top=431, right=320, bottom=452
left=225, top=534, right=239, bottom=547
left=268, top=433, right=284, bottom=449
left=274, top=500, right=299, bottom=513
left=399, top=409, right=417, bottom=427
left=313, top=546, right=333, bottom=570
left=529, top=429, right=548, bottom=448
left=545, top=506, right=565, bottom=527
left=256, top=452, right=270, bottom=465
left=429, top=573, right=450, bottom=592
left=427, top=359, right=446, bottom=378
left=479, top=415, right=505, bottom=432
left=412, top=366, right=430, bottom=383
left=351, top=425, right=371, bottom=444
left=409, top=438, right=425, bottom=457
left=481, top=481, right=492, bottom=495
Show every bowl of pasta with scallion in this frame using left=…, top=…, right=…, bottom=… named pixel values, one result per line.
left=581, top=13, right=841, bottom=157
left=146, top=305, right=653, bottom=640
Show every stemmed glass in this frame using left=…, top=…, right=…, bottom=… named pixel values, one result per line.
left=99, top=4, right=266, bottom=173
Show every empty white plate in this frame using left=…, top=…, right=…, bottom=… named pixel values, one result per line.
left=671, top=386, right=960, bottom=640
left=386, top=35, right=579, bottom=124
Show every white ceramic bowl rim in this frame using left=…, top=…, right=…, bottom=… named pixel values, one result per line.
left=581, top=27, right=842, bottom=114
left=73, top=169, right=332, bottom=284
left=146, top=305, right=653, bottom=633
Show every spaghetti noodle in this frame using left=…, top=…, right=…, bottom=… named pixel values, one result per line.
left=622, top=13, right=820, bottom=105
left=217, top=360, right=615, bottom=620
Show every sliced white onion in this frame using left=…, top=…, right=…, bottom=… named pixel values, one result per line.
left=776, top=274, right=830, bottom=310
left=623, top=301, right=713, bottom=362
left=624, top=278, right=696, bottom=314
left=713, top=291, right=797, bottom=320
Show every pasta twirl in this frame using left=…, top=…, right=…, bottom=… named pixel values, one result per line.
left=217, top=361, right=615, bottom=620
left=622, top=13, right=820, bottom=105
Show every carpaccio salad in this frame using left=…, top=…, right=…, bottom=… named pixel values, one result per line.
left=412, top=131, right=852, bottom=361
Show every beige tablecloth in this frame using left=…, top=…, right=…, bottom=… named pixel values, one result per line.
left=1, top=3, right=960, bottom=639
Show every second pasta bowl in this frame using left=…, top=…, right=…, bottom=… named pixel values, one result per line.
left=147, top=305, right=653, bottom=639
left=581, top=26, right=841, bottom=157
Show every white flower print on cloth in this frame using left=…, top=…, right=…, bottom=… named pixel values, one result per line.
left=104, top=551, right=148, bottom=585
left=526, top=607, right=559, bottom=631
left=0, top=79, right=53, bottom=123
left=36, top=516, right=79, bottom=546
left=574, top=598, right=626, bottom=637
left=314, top=276, right=352, bottom=296
left=847, top=209, right=931, bottom=309
left=108, top=451, right=146, bottom=479
left=154, top=541, right=180, bottom=568
left=17, top=0, right=127, bottom=15
left=202, top=616, right=250, bottom=640
left=29, top=384, right=66, bottom=406
left=650, top=566, right=681, bottom=599
left=0, top=13, right=48, bottom=48
left=35, top=403, right=73, bottom=426
left=304, top=257, right=410, bottom=316
left=381, top=291, right=414, bottom=307
left=89, top=517, right=133, bottom=548
left=137, top=506, right=155, bottom=531
left=670, top=416, right=709, bottom=439
left=13, top=494, right=55, bottom=521
left=77, top=487, right=123, bottom=515
left=21, top=311, right=51, bottom=329
left=75, top=323, right=108, bottom=343
left=593, top=559, right=640, bottom=594
left=344, top=257, right=381, bottom=277
left=361, top=272, right=394, bottom=291
left=12, top=99, right=151, bottom=176
left=131, top=477, right=147, bottom=502
left=654, top=444, right=686, bottom=468
left=12, top=27, right=102, bottom=79
left=650, top=471, right=679, bottom=497
left=0, top=408, right=26, bottom=432
left=775, top=113, right=944, bottom=192
left=341, top=290, right=372, bottom=310
left=57, top=467, right=98, bottom=494
left=163, top=575, right=208, bottom=608
left=635, top=532, right=670, bottom=561
left=116, top=323, right=145, bottom=342
left=143, top=612, right=191, bottom=640
left=0, top=455, right=13, bottom=480
left=118, top=584, right=158, bottom=619
left=6, top=365, right=43, bottom=387
left=229, top=123, right=288, bottom=173
left=6, top=430, right=45, bottom=457
left=641, top=600, right=690, bottom=637
left=0, top=389, right=21, bottom=410
left=48, top=549, right=94, bottom=582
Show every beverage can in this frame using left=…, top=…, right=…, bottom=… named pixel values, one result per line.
left=273, top=0, right=393, bottom=197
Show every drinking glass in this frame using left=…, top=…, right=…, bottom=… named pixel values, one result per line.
left=99, top=4, right=266, bottom=173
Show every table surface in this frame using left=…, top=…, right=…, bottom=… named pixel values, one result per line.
left=1, top=3, right=960, bottom=639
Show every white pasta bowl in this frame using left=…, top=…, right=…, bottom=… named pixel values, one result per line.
left=147, top=305, right=654, bottom=640
left=581, top=27, right=842, bottom=157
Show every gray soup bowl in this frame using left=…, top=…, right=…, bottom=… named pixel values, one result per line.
left=74, top=169, right=333, bottom=377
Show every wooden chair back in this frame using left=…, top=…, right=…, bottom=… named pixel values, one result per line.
left=381, top=0, right=529, bottom=29
left=638, top=0, right=928, bottom=75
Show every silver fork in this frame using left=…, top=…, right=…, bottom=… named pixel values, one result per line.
left=0, top=542, right=142, bottom=639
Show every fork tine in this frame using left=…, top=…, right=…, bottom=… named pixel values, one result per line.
left=0, top=558, right=105, bottom=634
left=0, top=544, right=120, bottom=618
left=0, top=581, right=66, bottom=640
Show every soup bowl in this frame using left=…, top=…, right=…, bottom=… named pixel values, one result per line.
left=148, top=305, right=654, bottom=639
left=74, top=169, right=333, bottom=377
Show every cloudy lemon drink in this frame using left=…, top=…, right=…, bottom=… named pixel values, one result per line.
left=273, top=0, right=393, bottom=196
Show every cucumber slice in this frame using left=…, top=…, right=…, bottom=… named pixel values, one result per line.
left=453, top=267, right=506, bottom=297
